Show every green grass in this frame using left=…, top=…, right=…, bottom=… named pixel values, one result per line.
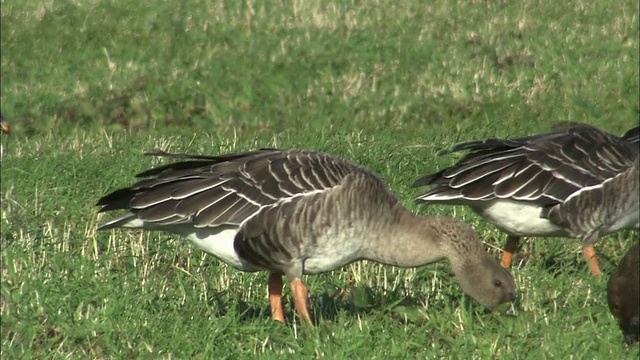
left=1, top=0, right=638, bottom=358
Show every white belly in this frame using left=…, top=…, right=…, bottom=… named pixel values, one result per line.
left=143, top=222, right=260, bottom=272
left=183, top=228, right=245, bottom=269
left=475, top=200, right=568, bottom=237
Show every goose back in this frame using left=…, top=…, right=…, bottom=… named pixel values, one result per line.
left=98, top=149, right=371, bottom=229
left=97, top=149, right=396, bottom=275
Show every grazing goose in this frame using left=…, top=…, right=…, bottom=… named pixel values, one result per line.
left=413, top=124, right=639, bottom=276
left=97, top=148, right=516, bottom=323
left=607, top=242, right=639, bottom=345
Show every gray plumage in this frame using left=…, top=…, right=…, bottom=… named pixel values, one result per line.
left=542, top=157, right=639, bottom=241
left=97, top=148, right=516, bottom=321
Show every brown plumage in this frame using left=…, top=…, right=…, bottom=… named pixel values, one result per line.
left=608, top=242, right=639, bottom=345
left=97, top=148, right=516, bottom=323
left=414, top=124, right=639, bottom=276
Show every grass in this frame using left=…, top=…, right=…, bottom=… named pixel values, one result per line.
left=1, top=0, right=638, bottom=358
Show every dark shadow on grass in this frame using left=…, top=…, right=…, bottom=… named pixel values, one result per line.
left=203, top=279, right=506, bottom=325
left=542, top=251, right=614, bottom=278
left=206, top=293, right=267, bottom=323
left=203, top=285, right=435, bottom=325
left=312, top=285, right=486, bottom=324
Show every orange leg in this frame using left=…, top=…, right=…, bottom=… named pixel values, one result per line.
left=500, top=236, right=519, bottom=268
left=582, top=245, right=602, bottom=277
left=269, top=273, right=285, bottom=322
left=290, top=278, right=313, bottom=324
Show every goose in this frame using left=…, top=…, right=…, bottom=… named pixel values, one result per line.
left=97, top=148, right=516, bottom=323
left=607, top=241, right=639, bottom=345
left=413, top=124, right=639, bottom=276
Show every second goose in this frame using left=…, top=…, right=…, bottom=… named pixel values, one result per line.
left=414, top=124, right=639, bottom=276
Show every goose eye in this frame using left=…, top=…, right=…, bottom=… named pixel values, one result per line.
left=494, top=280, right=502, bottom=287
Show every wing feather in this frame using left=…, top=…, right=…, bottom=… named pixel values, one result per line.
left=97, top=149, right=369, bottom=231
left=415, top=123, right=637, bottom=208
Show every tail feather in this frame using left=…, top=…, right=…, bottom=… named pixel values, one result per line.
left=97, top=213, right=139, bottom=230
left=621, top=126, right=639, bottom=147
left=412, top=169, right=446, bottom=188
left=96, top=187, right=137, bottom=212
left=137, top=148, right=279, bottom=178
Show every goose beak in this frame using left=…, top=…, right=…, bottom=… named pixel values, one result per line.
left=0, top=118, right=9, bottom=136
left=488, top=299, right=515, bottom=314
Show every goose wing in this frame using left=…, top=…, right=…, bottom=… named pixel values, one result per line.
left=97, top=149, right=365, bottom=229
left=414, top=124, right=637, bottom=206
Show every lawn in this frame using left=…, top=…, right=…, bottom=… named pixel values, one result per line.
left=1, top=0, right=639, bottom=358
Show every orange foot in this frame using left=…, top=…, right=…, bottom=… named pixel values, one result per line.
left=583, top=245, right=602, bottom=277
left=290, top=278, right=313, bottom=324
left=500, top=236, right=520, bottom=268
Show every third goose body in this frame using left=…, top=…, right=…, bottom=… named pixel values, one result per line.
left=414, top=124, right=639, bottom=276
left=98, top=148, right=515, bottom=323
left=607, top=242, right=639, bottom=345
